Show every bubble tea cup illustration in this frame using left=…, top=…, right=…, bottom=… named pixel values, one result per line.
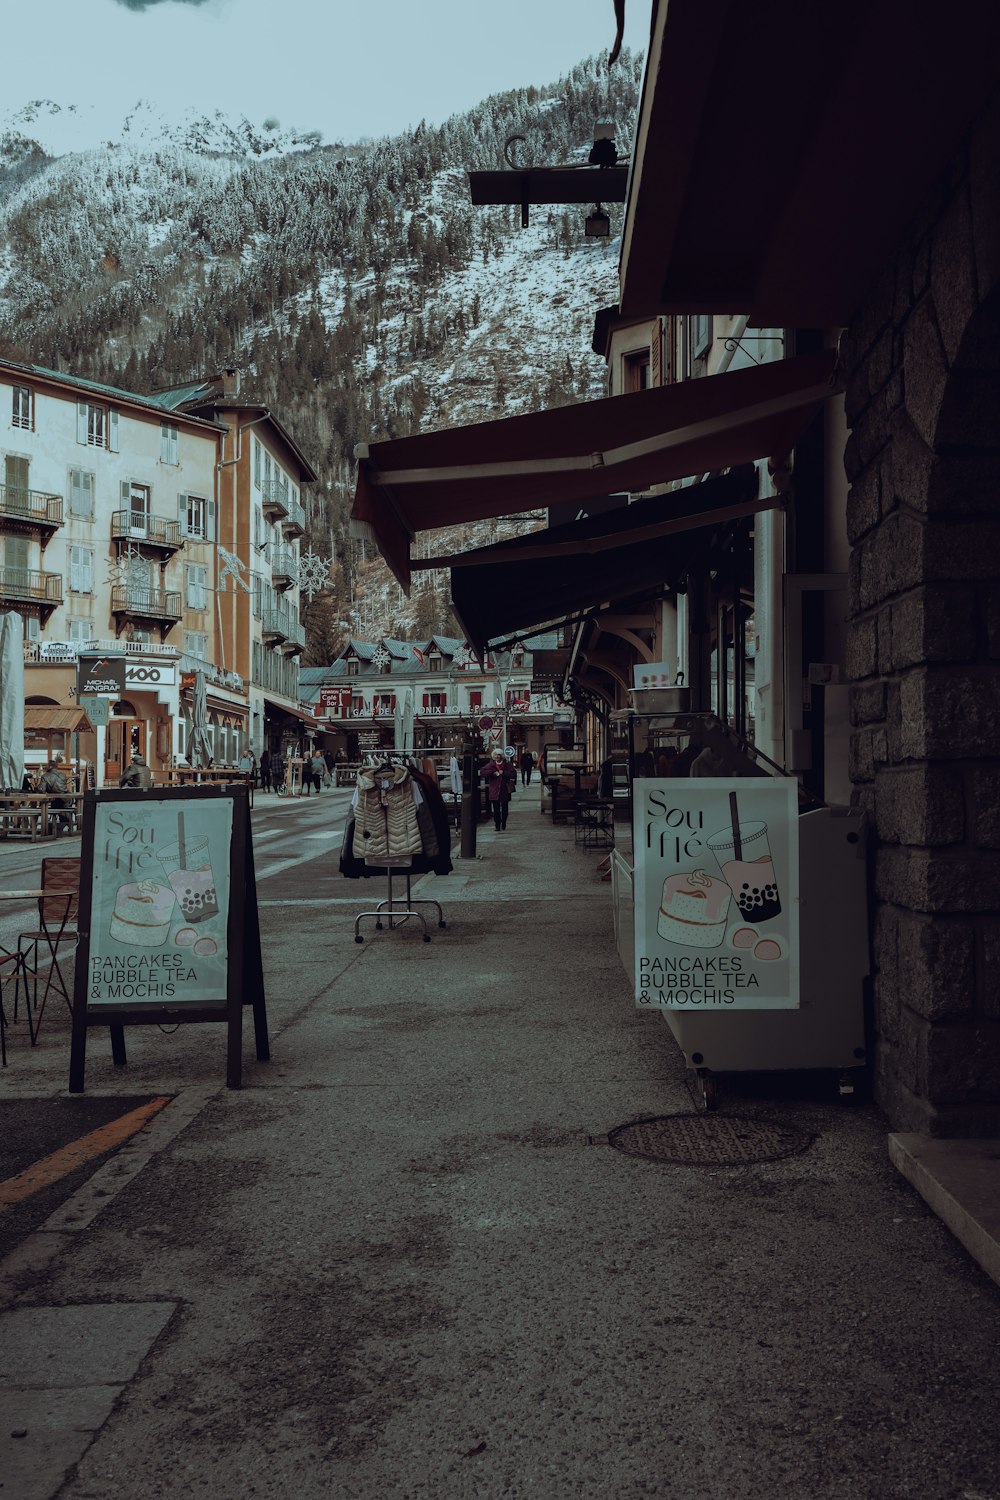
left=706, top=791, right=781, bottom=924
left=158, top=811, right=219, bottom=925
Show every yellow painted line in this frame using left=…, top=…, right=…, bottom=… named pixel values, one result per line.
left=0, top=1096, right=172, bottom=1213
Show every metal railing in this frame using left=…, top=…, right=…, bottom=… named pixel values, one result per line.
left=111, top=585, right=182, bottom=620
left=0, top=567, right=62, bottom=604
left=111, top=510, right=182, bottom=549
left=285, top=619, right=306, bottom=651
left=0, top=485, right=63, bottom=527
left=262, top=607, right=290, bottom=639
left=26, top=638, right=179, bottom=663
left=282, top=496, right=306, bottom=533
left=261, top=480, right=289, bottom=517
left=269, top=547, right=297, bottom=583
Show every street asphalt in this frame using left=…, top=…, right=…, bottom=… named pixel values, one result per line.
left=1, top=779, right=1000, bottom=1498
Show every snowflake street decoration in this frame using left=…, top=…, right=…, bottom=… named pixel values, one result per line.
left=451, top=644, right=475, bottom=669
left=218, top=546, right=250, bottom=593
left=371, top=644, right=391, bottom=669
left=106, top=543, right=150, bottom=592
left=296, top=548, right=334, bottom=602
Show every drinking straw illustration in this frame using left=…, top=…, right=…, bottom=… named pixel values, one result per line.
left=178, top=810, right=186, bottom=869
left=729, top=790, right=742, bottom=861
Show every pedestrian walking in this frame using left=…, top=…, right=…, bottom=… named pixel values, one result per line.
left=519, top=748, right=535, bottom=787
left=480, top=747, right=517, bottom=830
left=307, top=748, right=326, bottom=794
left=259, top=749, right=271, bottom=791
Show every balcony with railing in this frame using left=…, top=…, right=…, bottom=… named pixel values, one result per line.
left=261, top=480, right=289, bottom=519
left=281, top=496, right=306, bottom=535
left=269, top=547, right=297, bottom=590
left=262, top=606, right=290, bottom=642
left=283, top=618, right=306, bottom=655
left=111, top=585, right=182, bottom=624
left=0, top=485, right=63, bottom=538
left=111, top=510, right=183, bottom=556
left=0, top=567, right=62, bottom=610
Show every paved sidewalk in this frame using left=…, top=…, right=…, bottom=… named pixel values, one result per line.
left=3, top=784, right=1000, bottom=1498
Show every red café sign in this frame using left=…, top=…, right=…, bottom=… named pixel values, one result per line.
left=315, top=686, right=353, bottom=718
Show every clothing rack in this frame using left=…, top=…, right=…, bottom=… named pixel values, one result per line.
left=353, top=864, right=445, bottom=943
left=350, top=758, right=447, bottom=944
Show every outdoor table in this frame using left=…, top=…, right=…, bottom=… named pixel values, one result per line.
left=0, top=794, right=85, bottom=842
left=171, top=769, right=244, bottom=786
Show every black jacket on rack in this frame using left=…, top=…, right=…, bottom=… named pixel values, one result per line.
left=339, top=761, right=454, bottom=878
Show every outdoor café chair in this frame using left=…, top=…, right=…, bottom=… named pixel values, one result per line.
left=17, top=857, right=80, bottom=1044
left=0, top=941, right=28, bottom=1066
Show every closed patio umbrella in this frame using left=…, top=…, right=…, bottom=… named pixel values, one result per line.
left=189, top=669, right=214, bottom=768
left=0, top=612, right=25, bottom=790
left=394, top=685, right=414, bottom=755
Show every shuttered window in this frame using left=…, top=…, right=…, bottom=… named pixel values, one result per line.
left=178, top=493, right=213, bottom=540
left=4, top=535, right=29, bottom=572
left=160, top=422, right=179, bottom=464
left=77, top=402, right=106, bottom=448
left=185, top=562, right=208, bottom=610
left=68, top=468, right=95, bottom=517
left=69, top=545, right=94, bottom=593
left=68, top=618, right=93, bottom=642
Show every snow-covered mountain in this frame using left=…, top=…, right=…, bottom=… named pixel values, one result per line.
left=0, top=54, right=643, bottom=649
left=1, top=97, right=321, bottom=159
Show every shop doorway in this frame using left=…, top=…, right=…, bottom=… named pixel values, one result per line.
left=106, top=702, right=145, bottom=782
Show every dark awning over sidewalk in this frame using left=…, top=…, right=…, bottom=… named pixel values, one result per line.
left=450, top=466, right=758, bottom=658
left=352, top=350, right=838, bottom=588
left=620, top=0, right=1000, bottom=325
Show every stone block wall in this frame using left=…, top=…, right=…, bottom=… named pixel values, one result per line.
left=843, top=92, right=1000, bottom=1135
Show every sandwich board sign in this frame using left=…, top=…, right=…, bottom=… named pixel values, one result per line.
left=633, top=777, right=799, bottom=1010
left=70, top=783, right=269, bottom=1091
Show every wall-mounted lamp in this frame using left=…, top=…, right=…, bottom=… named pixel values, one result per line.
left=585, top=204, right=611, bottom=237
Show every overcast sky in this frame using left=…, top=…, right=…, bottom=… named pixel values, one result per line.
left=7, top=0, right=649, bottom=147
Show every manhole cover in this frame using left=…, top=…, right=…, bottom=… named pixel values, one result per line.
left=607, top=1113, right=815, bottom=1167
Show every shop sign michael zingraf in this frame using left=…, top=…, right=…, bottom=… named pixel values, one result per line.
left=88, top=798, right=234, bottom=1007
left=633, top=778, right=799, bottom=1010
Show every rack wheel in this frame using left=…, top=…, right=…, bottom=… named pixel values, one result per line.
left=438, top=920, right=446, bottom=929
left=422, top=933, right=431, bottom=942
left=699, top=1071, right=719, bottom=1112
left=375, top=921, right=383, bottom=930
left=354, top=934, right=363, bottom=944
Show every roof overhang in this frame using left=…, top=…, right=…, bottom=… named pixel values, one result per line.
left=24, top=706, right=93, bottom=734
left=621, top=0, right=1000, bottom=326
left=351, top=348, right=838, bottom=590
left=448, top=465, right=760, bottom=659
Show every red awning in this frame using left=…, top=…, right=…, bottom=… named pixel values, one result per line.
left=351, top=350, right=839, bottom=589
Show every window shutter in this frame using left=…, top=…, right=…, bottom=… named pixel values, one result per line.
left=254, top=438, right=261, bottom=487
left=5, top=535, right=28, bottom=571
left=70, top=545, right=93, bottom=592
left=206, top=497, right=216, bottom=542
left=109, top=409, right=119, bottom=452
left=120, top=480, right=131, bottom=511
left=178, top=494, right=188, bottom=535
left=76, top=403, right=88, bottom=445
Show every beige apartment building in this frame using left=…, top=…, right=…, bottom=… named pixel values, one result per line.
left=2, top=361, right=314, bottom=784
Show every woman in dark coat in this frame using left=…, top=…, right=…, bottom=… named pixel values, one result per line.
left=480, top=748, right=517, bottom=830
